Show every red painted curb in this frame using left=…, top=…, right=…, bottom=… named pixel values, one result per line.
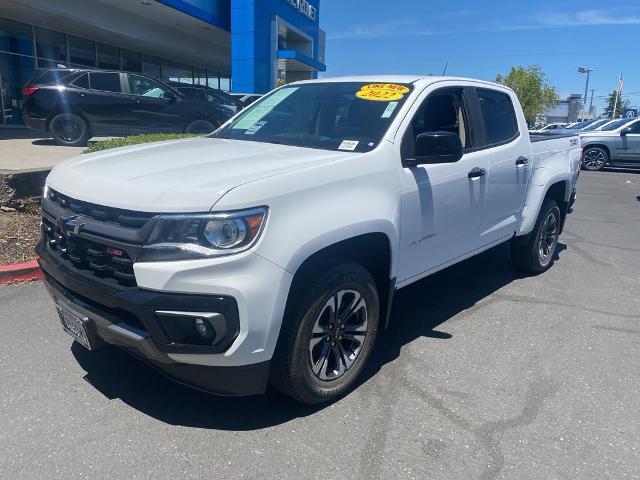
left=0, top=260, right=43, bottom=286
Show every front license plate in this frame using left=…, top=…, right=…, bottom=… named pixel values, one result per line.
left=56, top=301, right=92, bottom=350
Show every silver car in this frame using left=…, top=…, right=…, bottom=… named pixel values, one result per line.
left=580, top=118, right=640, bottom=170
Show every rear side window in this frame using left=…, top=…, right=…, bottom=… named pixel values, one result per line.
left=71, top=73, right=89, bottom=89
left=89, top=72, right=121, bottom=93
left=477, top=88, right=518, bottom=145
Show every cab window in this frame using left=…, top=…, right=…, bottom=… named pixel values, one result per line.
left=477, top=88, right=519, bottom=145
left=401, top=88, right=472, bottom=160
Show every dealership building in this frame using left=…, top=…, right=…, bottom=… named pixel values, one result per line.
left=0, top=0, right=325, bottom=126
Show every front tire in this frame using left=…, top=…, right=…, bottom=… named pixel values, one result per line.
left=185, top=119, right=217, bottom=134
left=49, top=113, right=89, bottom=147
left=270, top=262, right=379, bottom=404
left=511, top=198, right=561, bottom=273
left=582, top=146, right=608, bottom=171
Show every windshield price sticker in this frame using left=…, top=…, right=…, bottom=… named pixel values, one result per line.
left=245, top=120, right=267, bottom=135
left=381, top=101, right=399, bottom=118
left=356, top=84, right=410, bottom=101
left=338, top=140, right=359, bottom=151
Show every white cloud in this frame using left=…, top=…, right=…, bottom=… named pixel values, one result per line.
left=535, top=9, right=640, bottom=27
left=326, top=8, right=640, bottom=40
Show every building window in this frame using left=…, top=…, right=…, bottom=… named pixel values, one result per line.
left=0, top=18, right=34, bottom=56
left=143, top=54, right=161, bottom=78
left=35, top=27, right=67, bottom=63
left=193, top=66, right=207, bottom=85
left=121, top=49, right=142, bottom=73
left=207, top=75, right=220, bottom=89
left=97, top=43, right=120, bottom=69
left=68, top=36, right=95, bottom=67
left=219, top=77, right=230, bottom=91
left=162, top=59, right=192, bottom=84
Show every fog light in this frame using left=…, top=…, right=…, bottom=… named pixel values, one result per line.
left=194, top=318, right=209, bottom=337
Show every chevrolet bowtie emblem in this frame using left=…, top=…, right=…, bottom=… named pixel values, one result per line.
left=57, top=214, right=86, bottom=237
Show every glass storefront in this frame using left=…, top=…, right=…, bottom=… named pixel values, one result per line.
left=0, top=16, right=231, bottom=126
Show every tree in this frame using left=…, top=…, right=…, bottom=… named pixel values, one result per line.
left=496, top=66, right=559, bottom=126
left=603, top=90, right=630, bottom=118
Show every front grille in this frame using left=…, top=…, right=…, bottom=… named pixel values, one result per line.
left=41, top=189, right=155, bottom=288
left=42, top=217, right=137, bottom=286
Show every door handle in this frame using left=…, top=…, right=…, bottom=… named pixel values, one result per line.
left=516, top=156, right=529, bottom=166
left=468, top=167, right=487, bottom=179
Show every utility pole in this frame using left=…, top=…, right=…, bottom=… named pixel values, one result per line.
left=589, top=89, right=595, bottom=118
left=613, top=72, right=623, bottom=118
left=577, top=66, right=594, bottom=121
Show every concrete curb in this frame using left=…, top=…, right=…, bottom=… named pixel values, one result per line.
left=0, top=260, right=43, bottom=286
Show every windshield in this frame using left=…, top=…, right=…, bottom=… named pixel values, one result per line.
left=600, top=118, right=632, bottom=131
left=581, top=119, right=607, bottom=131
left=213, top=82, right=413, bottom=152
left=567, top=120, right=592, bottom=129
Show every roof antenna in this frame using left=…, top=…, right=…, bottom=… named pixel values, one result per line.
left=442, top=61, right=448, bottom=76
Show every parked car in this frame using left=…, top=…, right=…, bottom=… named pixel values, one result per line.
left=22, top=69, right=234, bottom=146
left=579, top=119, right=610, bottom=131
left=580, top=117, right=640, bottom=170
left=530, top=122, right=567, bottom=133
left=168, top=81, right=243, bottom=113
left=38, top=76, right=581, bottom=404
left=229, top=92, right=262, bottom=107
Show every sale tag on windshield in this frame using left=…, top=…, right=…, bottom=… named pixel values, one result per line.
left=356, top=84, right=410, bottom=101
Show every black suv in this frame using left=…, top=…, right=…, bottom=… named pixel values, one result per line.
left=22, top=69, right=234, bottom=146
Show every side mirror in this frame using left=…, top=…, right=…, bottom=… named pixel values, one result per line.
left=404, top=132, right=463, bottom=167
left=164, top=90, right=178, bottom=102
left=620, top=126, right=631, bottom=136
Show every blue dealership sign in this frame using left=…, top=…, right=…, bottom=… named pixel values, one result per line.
left=624, top=109, right=638, bottom=118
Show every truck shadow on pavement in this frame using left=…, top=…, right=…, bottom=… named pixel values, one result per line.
left=71, top=241, right=567, bottom=430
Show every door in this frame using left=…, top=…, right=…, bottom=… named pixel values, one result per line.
left=76, top=72, right=138, bottom=135
left=616, top=119, right=640, bottom=161
left=125, top=74, right=182, bottom=133
left=475, top=88, right=531, bottom=244
left=0, top=52, right=35, bottom=125
left=397, top=86, right=489, bottom=283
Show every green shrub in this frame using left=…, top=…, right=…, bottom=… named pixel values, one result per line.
left=83, top=133, right=200, bottom=153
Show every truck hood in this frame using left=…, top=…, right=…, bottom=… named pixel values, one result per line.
left=46, top=137, right=353, bottom=212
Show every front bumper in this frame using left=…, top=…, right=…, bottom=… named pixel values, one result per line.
left=39, top=247, right=271, bottom=396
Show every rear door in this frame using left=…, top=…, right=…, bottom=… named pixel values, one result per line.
left=79, top=72, right=136, bottom=135
left=616, top=119, right=640, bottom=161
left=397, top=84, right=489, bottom=282
left=124, top=74, right=182, bottom=133
left=474, top=87, right=531, bottom=244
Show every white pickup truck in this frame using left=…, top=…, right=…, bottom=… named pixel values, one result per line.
left=38, top=76, right=581, bottom=404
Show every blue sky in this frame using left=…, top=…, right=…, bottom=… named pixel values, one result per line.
left=320, top=1, right=639, bottom=114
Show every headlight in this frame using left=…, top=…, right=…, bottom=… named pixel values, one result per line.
left=137, top=207, right=267, bottom=262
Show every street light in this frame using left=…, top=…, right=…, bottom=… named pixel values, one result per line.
left=577, top=66, right=594, bottom=121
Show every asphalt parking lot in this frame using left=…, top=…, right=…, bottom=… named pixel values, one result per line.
left=1, top=170, right=639, bottom=480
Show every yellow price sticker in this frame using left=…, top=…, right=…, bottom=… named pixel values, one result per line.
left=356, top=83, right=410, bottom=101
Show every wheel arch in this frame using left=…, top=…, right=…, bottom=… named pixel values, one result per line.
left=582, top=142, right=611, bottom=159
left=283, top=232, right=395, bottom=330
left=543, top=180, right=569, bottom=234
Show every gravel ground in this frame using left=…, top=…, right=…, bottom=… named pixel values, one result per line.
left=0, top=209, right=40, bottom=264
left=1, top=170, right=639, bottom=480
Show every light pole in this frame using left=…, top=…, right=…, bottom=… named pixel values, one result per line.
left=577, top=66, right=594, bottom=120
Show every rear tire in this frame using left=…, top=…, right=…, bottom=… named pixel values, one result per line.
left=582, top=146, right=608, bottom=171
left=511, top=198, right=561, bottom=274
left=49, top=113, right=89, bottom=147
left=270, top=262, right=379, bottom=404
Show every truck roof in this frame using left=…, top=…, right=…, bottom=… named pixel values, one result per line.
left=294, top=75, right=506, bottom=89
